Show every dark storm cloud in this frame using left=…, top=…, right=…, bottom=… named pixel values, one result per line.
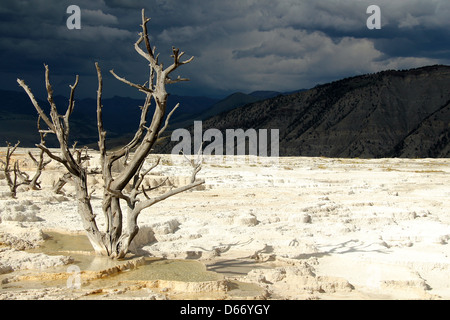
left=0, top=0, right=138, bottom=98
left=0, top=0, right=449, bottom=99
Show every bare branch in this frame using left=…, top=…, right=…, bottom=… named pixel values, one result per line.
left=134, top=11, right=159, bottom=70
left=129, top=157, right=162, bottom=203
left=95, top=62, right=107, bottom=171
left=67, top=75, right=79, bottom=118
left=28, top=151, right=38, bottom=165
left=158, top=103, right=180, bottom=137
left=135, top=178, right=204, bottom=213
left=28, top=115, right=52, bottom=189
left=14, top=161, right=30, bottom=184
left=134, top=157, right=160, bottom=189
left=64, top=75, right=80, bottom=137
left=165, top=75, right=190, bottom=84
left=38, top=129, right=54, bottom=135
left=106, top=181, right=132, bottom=207
left=134, top=34, right=152, bottom=62
left=72, top=141, right=78, bottom=154
left=123, top=147, right=130, bottom=167
left=134, top=145, right=204, bottom=213
left=17, top=79, right=55, bottom=132
left=52, top=172, right=71, bottom=194
left=110, top=69, right=153, bottom=94
left=7, top=141, right=20, bottom=157
left=142, top=177, right=168, bottom=194
left=141, top=11, right=153, bottom=58
left=35, top=143, right=67, bottom=168
left=45, top=64, right=59, bottom=123
left=164, top=46, right=194, bottom=77
left=141, top=185, right=150, bottom=200
left=107, top=93, right=153, bottom=164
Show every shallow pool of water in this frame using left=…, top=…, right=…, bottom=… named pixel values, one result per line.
left=3, top=231, right=268, bottom=299
left=27, top=232, right=221, bottom=281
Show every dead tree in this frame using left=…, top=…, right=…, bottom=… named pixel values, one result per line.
left=17, top=9, right=204, bottom=259
left=0, top=141, right=30, bottom=198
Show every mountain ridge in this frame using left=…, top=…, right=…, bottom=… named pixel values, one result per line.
left=156, top=64, right=450, bottom=158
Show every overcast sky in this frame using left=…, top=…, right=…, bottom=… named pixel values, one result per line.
left=1, top=0, right=449, bottom=99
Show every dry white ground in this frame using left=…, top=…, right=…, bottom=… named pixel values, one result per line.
left=0, top=148, right=449, bottom=300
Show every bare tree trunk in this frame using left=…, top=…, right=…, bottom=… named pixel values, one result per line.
left=17, top=9, right=204, bottom=259
left=75, top=170, right=109, bottom=256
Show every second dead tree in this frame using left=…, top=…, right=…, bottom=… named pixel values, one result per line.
left=0, top=141, right=30, bottom=198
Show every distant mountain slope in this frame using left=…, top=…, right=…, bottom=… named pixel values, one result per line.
left=0, top=90, right=97, bottom=147
left=0, top=90, right=219, bottom=148
left=157, top=65, right=450, bottom=158
left=137, top=90, right=293, bottom=132
left=195, top=92, right=265, bottom=121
